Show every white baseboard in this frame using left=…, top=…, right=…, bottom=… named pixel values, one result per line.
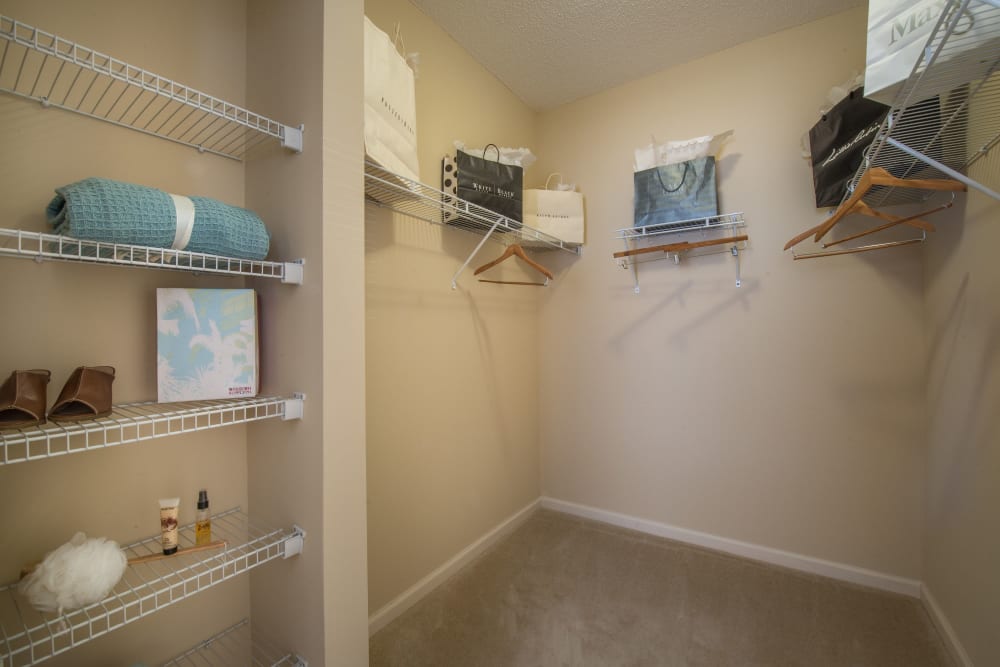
left=368, top=498, right=540, bottom=636
left=540, top=496, right=923, bottom=598
left=921, top=584, right=974, bottom=667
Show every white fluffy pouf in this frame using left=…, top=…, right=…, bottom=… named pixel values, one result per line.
left=19, top=532, right=127, bottom=615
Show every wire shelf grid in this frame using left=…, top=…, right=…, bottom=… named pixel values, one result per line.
left=161, top=618, right=304, bottom=667
left=615, top=212, right=746, bottom=241
left=0, top=509, right=304, bottom=666
left=0, top=395, right=303, bottom=467
left=850, top=0, right=1000, bottom=207
left=614, top=213, right=747, bottom=291
left=0, top=15, right=303, bottom=160
left=0, top=228, right=304, bottom=283
left=364, top=161, right=582, bottom=255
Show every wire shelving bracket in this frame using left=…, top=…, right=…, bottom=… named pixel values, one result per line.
left=847, top=0, right=1000, bottom=208
left=0, top=509, right=305, bottom=666
left=0, top=228, right=305, bottom=284
left=614, top=212, right=748, bottom=293
left=161, top=618, right=307, bottom=667
left=0, top=395, right=305, bottom=467
left=0, top=15, right=303, bottom=161
left=364, top=161, right=581, bottom=288
left=364, top=160, right=582, bottom=258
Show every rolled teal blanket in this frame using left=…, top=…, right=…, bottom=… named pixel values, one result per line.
left=46, top=178, right=270, bottom=260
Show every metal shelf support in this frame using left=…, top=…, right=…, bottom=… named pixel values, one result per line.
left=364, top=161, right=582, bottom=256
left=452, top=220, right=502, bottom=289
left=281, top=394, right=306, bottom=421
left=281, top=260, right=305, bottom=285
left=884, top=136, right=1000, bottom=201
left=283, top=526, right=307, bottom=559
left=615, top=212, right=748, bottom=293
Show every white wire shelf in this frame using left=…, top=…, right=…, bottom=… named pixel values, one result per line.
left=0, top=509, right=306, bottom=666
left=0, top=228, right=305, bottom=284
left=0, top=15, right=303, bottom=160
left=162, top=618, right=305, bottom=667
left=364, top=160, right=582, bottom=255
left=0, top=395, right=305, bottom=467
left=614, top=213, right=747, bottom=292
left=849, top=0, right=1000, bottom=207
left=615, top=212, right=746, bottom=241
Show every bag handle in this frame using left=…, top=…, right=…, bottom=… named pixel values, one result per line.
left=483, top=143, right=501, bottom=162
left=544, top=173, right=562, bottom=190
left=655, top=161, right=690, bottom=193
left=392, top=23, right=406, bottom=57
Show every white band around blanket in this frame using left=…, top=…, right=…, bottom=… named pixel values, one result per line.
left=169, top=194, right=195, bottom=251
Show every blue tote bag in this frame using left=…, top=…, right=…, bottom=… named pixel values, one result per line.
left=633, top=156, right=718, bottom=228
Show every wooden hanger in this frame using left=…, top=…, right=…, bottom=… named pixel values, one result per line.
left=612, top=235, right=748, bottom=259
left=782, top=199, right=943, bottom=259
left=792, top=198, right=951, bottom=259
left=821, top=198, right=953, bottom=249
left=808, top=167, right=965, bottom=244
left=784, top=179, right=957, bottom=252
left=474, top=244, right=554, bottom=286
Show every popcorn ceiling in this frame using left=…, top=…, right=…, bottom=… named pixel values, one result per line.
left=409, top=0, right=863, bottom=110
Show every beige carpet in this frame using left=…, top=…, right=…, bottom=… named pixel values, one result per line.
left=370, top=509, right=954, bottom=667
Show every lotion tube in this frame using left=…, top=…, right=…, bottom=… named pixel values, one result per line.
left=159, top=497, right=181, bottom=555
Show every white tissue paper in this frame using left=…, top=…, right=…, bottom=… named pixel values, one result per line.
left=453, top=141, right=536, bottom=168
left=19, top=532, right=127, bottom=615
left=634, top=130, right=734, bottom=172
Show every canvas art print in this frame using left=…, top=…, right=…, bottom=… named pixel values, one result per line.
left=157, top=289, right=259, bottom=402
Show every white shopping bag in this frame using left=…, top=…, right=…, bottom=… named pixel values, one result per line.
left=364, top=17, right=420, bottom=181
left=523, top=174, right=585, bottom=245
left=865, top=0, right=1000, bottom=105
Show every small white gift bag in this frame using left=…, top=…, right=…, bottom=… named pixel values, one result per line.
left=523, top=174, right=585, bottom=245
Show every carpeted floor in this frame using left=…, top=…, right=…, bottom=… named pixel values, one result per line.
left=370, top=509, right=954, bottom=667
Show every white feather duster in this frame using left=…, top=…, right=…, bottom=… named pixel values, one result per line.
left=19, top=532, right=127, bottom=615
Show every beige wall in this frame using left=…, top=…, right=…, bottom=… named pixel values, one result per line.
left=0, top=0, right=370, bottom=664
left=534, top=6, right=928, bottom=579
left=245, top=0, right=369, bottom=664
left=364, top=3, right=999, bottom=661
left=364, top=0, right=543, bottom=615
left=321, top=0, right=371, bottom=662
left=922, top=146, right=1000, bottom=662
left=0, top=1, right=252, bottom=664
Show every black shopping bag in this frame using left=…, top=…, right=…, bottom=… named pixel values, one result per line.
left=455, top=144, right=523, bottom=229
left=809, top=88, right=889, bottom=207
left=633, top=156, right=719, bottom=229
